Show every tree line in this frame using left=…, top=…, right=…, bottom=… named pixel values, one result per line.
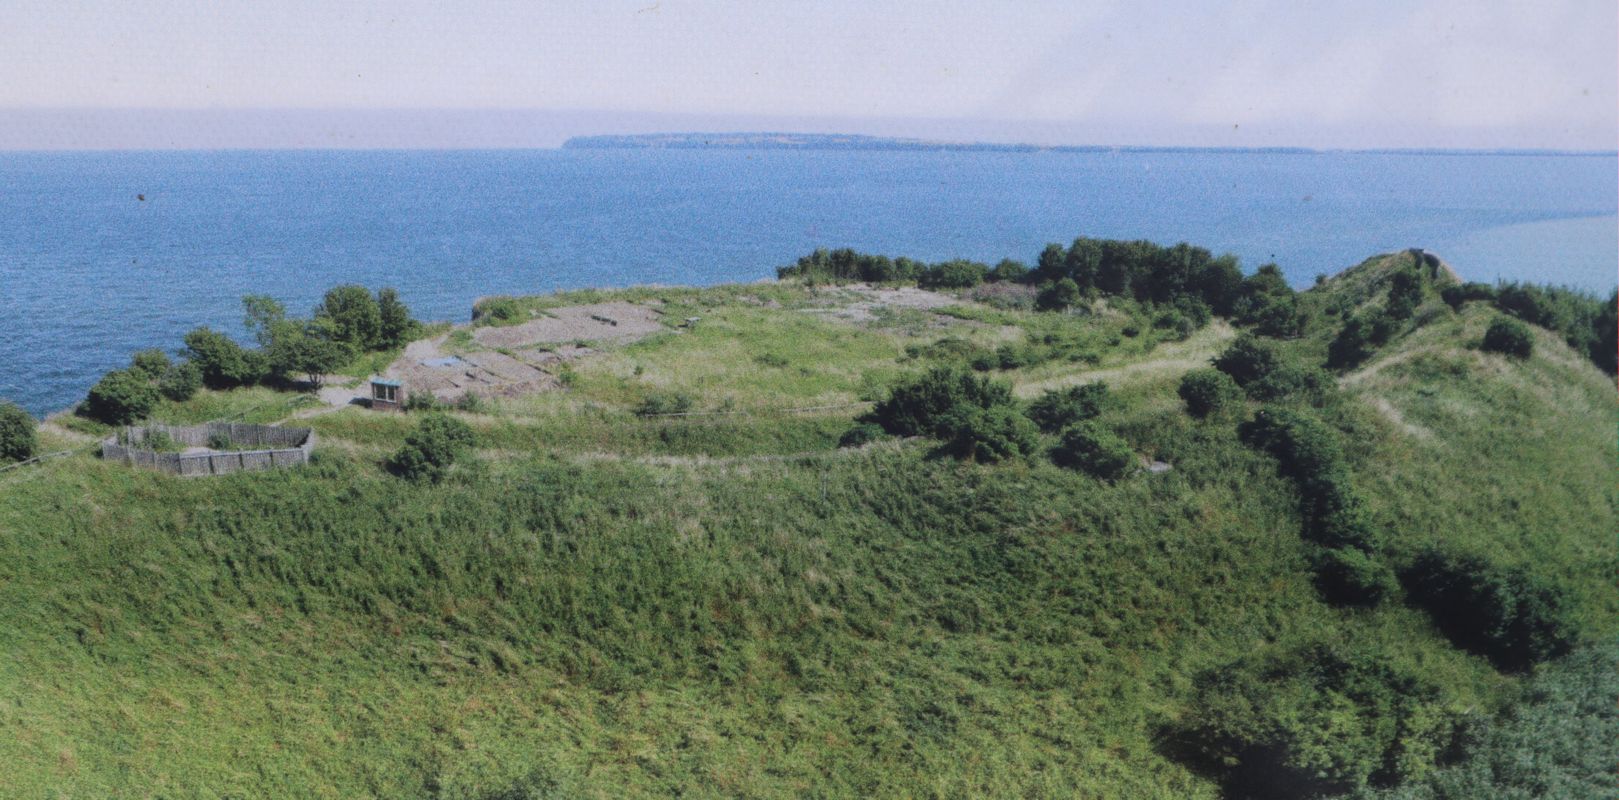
left=78, top=285, right=419, bottom=426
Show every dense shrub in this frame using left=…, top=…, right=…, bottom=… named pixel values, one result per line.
left=919, top=259, right=990, bottom=289
left=1232, top=265, right=1304, bottom=337
left=1246, top=362, right=1334, bottom=403
left=1313, top=547, right=1397, bottom=606
left=837, top=422, right=887, bottom=449
left=389, top=414, right=476, bottom=482
left=1239, top=406, right=1377, bottom=551
left=865, top=366, right=1014, bottom=438
left=938, top=405, right=1041, bottom=463
left=1177, top=368, right=1242, bottom=418
left=1026, top=382, right=1110, bottom=433
left=157, top=361, right=202, bottom=401
left=1403, top=548, right=1578, bottom=670
left=183, top=327, right=264, bottom=389
left=1051, top=422, right=1135, bottom=479
left=635, top=391, right=695, bottom=417
left=1212, top=333, right=1284, bottom=387
left=1174, top=642, right=1457, bottom=798
left=1439, top=281, right=1498, bottom=310
left=129, top=348, right=172, bottom=379
left=475, top=297, right=524, bottom=325
left=987, top=259, right=1028, bottom=283
left=1035, top=278, right=1082, bottom=312
left=83, top=368, right=159, bottom=425
left=1326, top=310, right=1396, bottom=369
left=404, top=392, right=441, bottom=412
left=1481, top=317, right=1532, bottom=359
left=1385, top=266, right=1425, bottom=320
left=0, top=401, right=36, bottom=463
left=1490, top=282, right=1612, bottom=372
left=775, top=248, right=921, bottom=283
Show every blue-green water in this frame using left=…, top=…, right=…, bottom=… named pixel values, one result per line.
left=1, top=149, right=1613, bottom=416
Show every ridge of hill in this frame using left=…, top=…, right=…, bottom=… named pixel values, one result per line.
left=1, top=249, right=1613, bottom=799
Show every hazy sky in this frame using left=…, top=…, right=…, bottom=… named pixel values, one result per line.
left=0, top=1, right=1613, bottom=149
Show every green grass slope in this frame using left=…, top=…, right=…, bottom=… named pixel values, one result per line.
left=1, top=267, right=1613, bottom=798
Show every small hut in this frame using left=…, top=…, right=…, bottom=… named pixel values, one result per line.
left=370, top=378, right=405, bottom=411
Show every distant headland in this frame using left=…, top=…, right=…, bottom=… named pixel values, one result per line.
left=562, top=132, right=1616, bottom=157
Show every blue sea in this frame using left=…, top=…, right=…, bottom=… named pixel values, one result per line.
left=1, top=149, right=1614, bottom=417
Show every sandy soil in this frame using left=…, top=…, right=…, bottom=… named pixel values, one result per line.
left=472, top=302, right=665, bottom=348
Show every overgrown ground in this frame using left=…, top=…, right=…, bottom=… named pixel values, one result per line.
left=1, top=260, right=1613, bottom=798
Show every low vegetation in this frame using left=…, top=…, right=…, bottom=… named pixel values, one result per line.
left=2, top=244, right=1613, bottom=799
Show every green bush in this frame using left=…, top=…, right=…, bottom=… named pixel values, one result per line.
left=988, top=259, right=1029, bottom=283
left=1440, top=282, right=1497, bottom=310
left=0, top=401, right=36, bottom=463
left=1177, top=368, right=1242, bottom=419
left=1051, top=422, right=1136, bottom=480
left=389, top=414, right=476, bottom=483
left=1026, top=382, right=1110, bottom=433
left=129, top=348, right=172, bottom=379
left=1173, top=641, right=1457, bottom=798
left=635, top=391, right=695, bottom=417
left=1035, top=278, right=1082, bottom=312
left=1386, top=266, right=1424, bottom=320
left=865, top=366, right=1014, bottom=439
left=206, top=431, right=234, bottom=451
left=1481, top=317, right=1532, bottom=359
left=83, top=368, right=159, bottom=425
left=1326, top=310, right=1395, bottom=369
left=837, top=422, right=887, bottom=449
left=404, top=392, right=441, bottom=412
left=1239, top=407, right=1377, bottom=551
left=455, top=393, right=486, bottom=413
left=1246, top=362, right=1334, bottom=403
left=158, top=362, right=202, bottom=401
left=1403, top=548, right=1578, bottom=671
left=475, top=296, right=525, bottom=325
left=1313, top=547, right=1396, bottom=607
left=919, top=259, right=990, bottom=289
left=937, top=405, right=1040, bottom=463
left=1212, top=333, right=1284, bottom=387
left=183, top=327, right=263, bottom=389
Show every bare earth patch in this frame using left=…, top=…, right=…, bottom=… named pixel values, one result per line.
left=472, top=302, right=665, bottom=348
left=797, top=284, right=967, bottom=323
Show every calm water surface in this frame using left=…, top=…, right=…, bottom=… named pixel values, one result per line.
left=1, top=149, right=1613, bottom=416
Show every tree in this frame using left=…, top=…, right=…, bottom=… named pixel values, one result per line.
left=0, top=401, right=36, bottom=463
left=1177, top=368, right=1242, bottom=418
left=376, top=288, right=417, bottom=349
left=241, top=294, right=287, bottom=348
left=1035, top=278, right=1082, bottom=312
left=1034, top=243, right=1067, bottom=283
left=1325, top=310, right=1394, bottom=369
left=389, top=413, right=477, bottom=482
left=1482, top=317, right=1533, bottom=359
left=266, top=320, right=353, bottom=388
left=1051, top=422, right=1136, bottom=480
left=919, top=260, right=989, bottom=289
left=183, top=327, right=262, bottom=389
left=315, top=284, right=383, bottom=350
left=83, top=368, right=158, bottom=425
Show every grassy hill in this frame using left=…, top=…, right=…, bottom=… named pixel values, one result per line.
left=1, top=253, right=1613, bottom=798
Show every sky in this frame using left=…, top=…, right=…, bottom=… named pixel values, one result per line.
left=0, top=0, right=1613, bottom=149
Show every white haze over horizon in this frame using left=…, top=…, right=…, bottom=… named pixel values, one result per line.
left=0, top=1, right=1613, bottom=150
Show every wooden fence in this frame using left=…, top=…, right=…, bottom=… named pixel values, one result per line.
left=101, top=422, right=315, bottom=477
